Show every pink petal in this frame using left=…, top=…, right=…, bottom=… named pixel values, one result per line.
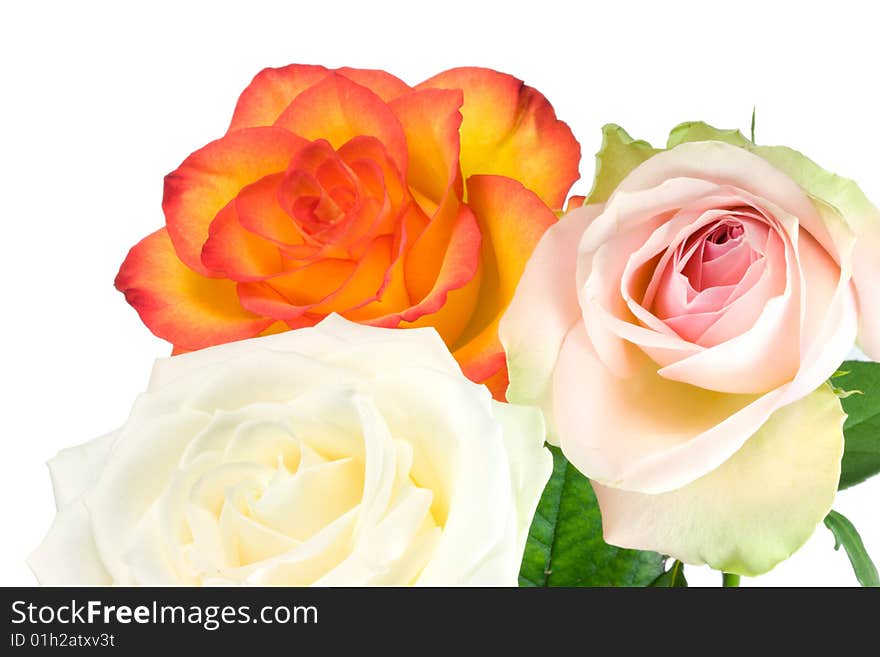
left=499, top=205, right=604, bottom=440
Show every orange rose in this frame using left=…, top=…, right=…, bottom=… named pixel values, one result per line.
left=115, top=65, right=580, bottom=397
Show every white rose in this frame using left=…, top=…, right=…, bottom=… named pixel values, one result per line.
left=30, top=315, right=551, bottom=586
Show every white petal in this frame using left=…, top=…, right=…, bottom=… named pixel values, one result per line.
left=490, top=401, right=552, bottom=560
left=85, top=407, right=211, bottom=582
left=48, top=431, right=116, bottom=510
left=28, top=501, right=112, bottom=585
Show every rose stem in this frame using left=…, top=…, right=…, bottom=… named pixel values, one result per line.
left=722, top=572, right=741, bottom=587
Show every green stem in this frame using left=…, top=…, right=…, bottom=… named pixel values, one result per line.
left=722, top=572, right=741, bottom=587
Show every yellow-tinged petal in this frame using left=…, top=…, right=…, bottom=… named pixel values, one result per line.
left=592, top=384, right=845, bottom=576
left=389, top=87, right=463, bottom=206
left=417, top=67, right=580, bottom=209
left=228, top=64, right=410, bottom=131
left=453, top=175, right=558, bottom=384
left=164, top=127, right=308, bottom=276
left=115, top=228, right=274, bottom=350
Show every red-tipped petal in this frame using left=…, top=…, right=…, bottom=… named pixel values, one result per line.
left=201, top=200, right=283, bottom=281
left=273, top=73, right=408, bottom=177
left=115, top=228, right=273, bottom=350
left=418, top=67, right=580, bottom=209
left=452, top=175, right=558, bottom=383
left=478, top=362, right=510, bottom=401
left=566, top=195, right=587, bottom=211
left=163, top=127, right=307, bottom=276
left=335, top=67, right=411, bottom=102
left=394, top=202, right=483, bottom=345
left=237, top=258, right=356, bottom=320
left=389, top=87, right=463, bottom=206
left=229, top=64, right=331, bottom=132
left=229, top=65, right=411, bottom=132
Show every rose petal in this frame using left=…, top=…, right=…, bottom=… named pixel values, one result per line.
left=554, top=320, right=760, bottom=493
left=368, top=369, right=523, bottom=585
left=244, top=509, right=358, bottom=585
left=499, top=204, right=603, bottom=440
left=47, top=432, right=117, bottom=509
left=752, top=144, right=880, bottom=358
left=618, top=142, right=821, bottom=235
left=417, top=67, right=579, bottom=209
left=395, top=203, right=483, bottom=343
left=593, top=384, right=844, bottom=576
left=236, top=258, right=355, bottom=321
left=229, top=64, right=332, bottom=131
left=334, top=67, right=411, bottom=102
left=147, top=314, right=462, bottom=391
left=229, top=65, right=410, bottom=132
left=252, top=458, right=362, bottom=540
left=201, top=200, right=284, bottom=281
left=115, top=228, right=275, bottom=350
left=273, top=73, right=408, bottom=177
left=490, top=402, right=552, bottom=557
left=389, top=87, right=463, bottom=207
left=86, top=408, right=212, bottom=582
left=306, top=236, right=397, bottom=315
left=451, top=175, right=558, bottom=386
left=555, top=289, right=856, bottom=495
left=234, top=173, right=306, bottom=248
left=164, top=127, right=308, bottom=276
left=656, top=196, right=837, bottom=394
left=28, top=501, right=112, bottom=585
left=577, top=179, right=723, bottom=374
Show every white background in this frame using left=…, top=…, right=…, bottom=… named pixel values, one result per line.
left=1, top=0, right=878, bottom=587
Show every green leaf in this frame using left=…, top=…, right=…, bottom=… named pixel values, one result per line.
left=667, top=121, right=752, bottom=149
left=824, top=510, right=880, bottom=587
left=519, top=444, right=566, bottom=586
left=836, top=360, right=880, bottom=489
left=519, top=446, right=665, bottom=587
left=585, top=124, right=660, bottom=205
left=649, top=560, right=688, bottom=587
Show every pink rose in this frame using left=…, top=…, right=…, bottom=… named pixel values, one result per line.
left=500, top=123, right=880, bottom=575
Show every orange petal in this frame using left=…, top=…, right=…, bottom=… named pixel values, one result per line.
left=164, top=127, right=308, bottom=275
left=229, top=65, right=410, bottom=131
left=278, top=140, right=361, bottom=240
left=335, top=67, right=411, bottom=102
left=234, top=173, right=307, bottom=248
left=394, top=203, right=483, bottom=344
left=403, top=190, right=461, bottom=302
left=200, top=199, right=283, bottom=281
left=337, top=136, right=417, bottom=253
left=229, top=64, right=331, bottom=132
left=277, top=136, right=409, bottom=257
left=338, top=136, right=408, bottom=210
left=237, top=235, right=399, bottom=322
left=341, top=214, right=415, bottom=322
left=310, top=235, right=397, bottom=315
left=417, top=67, right=580, bottom=209
left=452, top=175, right=558, bottom=381
left=479, top=363, right=510, bottom=401
left=170, top=320, right=290, bottom=355
left=237, top=258, right=356, bottom=320
left=115, top=228, right=273, bottom=350
left=343, top=253, right=411, bottom=322
left=273, top=73, right=408, bottom=177
left=565, top=195, right=587, bottom=212
left=389, top=87, right=463, bottom=206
